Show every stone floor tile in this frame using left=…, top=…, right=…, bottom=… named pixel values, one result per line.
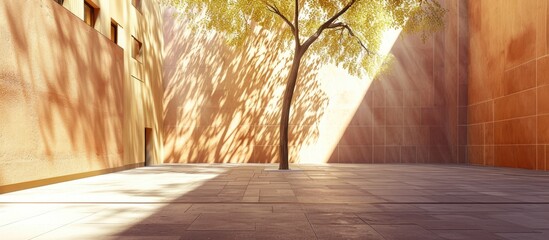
left=357, top=212, right=439, bottom=224
left=187, top=213, right=257, bottom=231
left=297, top=195, right=386, bottom=203
left=272, top=203, right=305, bottom=213
left=497, top=231, right=549, bottom=240
left=312, top=224, right=385, bottom=240
left=432, top=230, right=504, bottom=240
left=254, top=230, right=317, bottom=240
left=379, top=195, right=434, bottom=202
left=371, top=225, right=443, bottom=240
left=0, top=223, right=71, bottom=240
left=490, top=213, right=549, bottom=229
left=306, top=213, right=365, bottom=225
left=259, top=189, right=295, bottom=197
left=138, top=212, right=200, bottom=225
left=186, top=203, right=272, bottom=213
left=256, top=221, right=316, bottom=238
left=0, top=204, right=62, bottom=226
left=116, top=224, right=188, bottom=236
left=301, top=203, right=379, bottom=213
left=179, top=230, right=256, bottom=240
left=32, top=223, right=134, bottom=240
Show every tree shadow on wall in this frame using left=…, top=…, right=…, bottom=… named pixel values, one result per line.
left=1, top=0, right=125, bottom=174
left=162, top=8, right=329, bottom=164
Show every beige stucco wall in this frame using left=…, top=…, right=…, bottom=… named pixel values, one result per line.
left=0, top=0, right=164, bottom=191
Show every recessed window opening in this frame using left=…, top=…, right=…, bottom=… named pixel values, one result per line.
left=84, top=1, right=96, bottom=27
left=132, top=36, right=143, bottom=62
left=110, top=21, right=118, bottom=44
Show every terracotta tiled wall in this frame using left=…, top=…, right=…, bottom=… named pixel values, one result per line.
left=468, top=0, right=548, bottom=170
left=330, top=0, right=468, bottom=164
left=162, top=1, right=468, bottom=164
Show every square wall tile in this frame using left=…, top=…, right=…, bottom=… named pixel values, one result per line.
left=537, top=145, right=546, bottom=170
left=386, top=90, right=404, bottom=107
left=458, top=146, right=468, bottom=164
left=494, top=117, right=537, bottom=144
left=546, top=145, right=549, bottom=170
left=517, top=145, right=537, bottom=170
left=538, top=85, right=549, bottom=114
left=403, top=90, right=422, bottom=107
left=467, top=124, right=484, bottom=145
left=421, top=108, right=444, bottom=126
left=339, top=146, right=373, bottom=163
left=386, top=108, right=404, bottom=126
left=373, top=127, right=386, bottom=145
left=386, top=127, right=403, bottom=145
left=468, top=146, right=485, bottom=165
left=340, top=127, right=373, bottom=146
left=498, top=61, right=536, bottom=97
left=403, top=127, right=430, bottom=146
left=401, top=146, right=417, bottom=163
left=373, top=146, right=386, bottom=163
left=494, top=146, right=517, bottom=168
left=537, top=56, right=549, bottom=86
left=494, top=89, right=536, bottom=120
left=485, top=145, right=495, bottom=166
left=485, top=122, right=494, bottom=145
left=403, top=108, right=422, bottom=126
left=417, top=146, right=430, bottom=163
left=430, top=145, right=453, bottom=163
left=468, top=101, right=493, bottom=124
left=385, top=146, right=401, bottom=163
left=538, top=115, right=549, bottom=144
left=458, top=126, right=468, bottom=146
left=430, top=127, right=449, bottom=146
left=373, top=108, right=386, bottom=126
left=373, top=90, right=385, bottom=107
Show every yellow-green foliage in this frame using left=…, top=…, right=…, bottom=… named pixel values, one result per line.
left=166, top=0, right=445, bottom=77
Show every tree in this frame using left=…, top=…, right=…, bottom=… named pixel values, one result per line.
left=167, top=0, right=446, bottom=170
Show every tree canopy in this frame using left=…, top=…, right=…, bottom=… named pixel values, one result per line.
left=167, top=0, right=446, bottom=76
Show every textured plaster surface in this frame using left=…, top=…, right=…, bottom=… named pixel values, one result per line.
left=0, top=0, right=164, bottom=187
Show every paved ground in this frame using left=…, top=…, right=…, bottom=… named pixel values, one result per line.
left=1, top=164, right=549, bottom=239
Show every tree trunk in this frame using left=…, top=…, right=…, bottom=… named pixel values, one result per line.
left=279, top=50, right=304, bottom=170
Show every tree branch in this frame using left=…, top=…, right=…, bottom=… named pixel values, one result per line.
left=301, top=0, right=358, bottom=51
left=294, top=0, right=300, bottom=46
left=326, top=22, right=374, bottom=55
left=264, top=1, right=296, bottom=36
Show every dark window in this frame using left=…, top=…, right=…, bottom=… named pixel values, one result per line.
left=132, top=36, right=143, bottom=62
left=84, top=1, right=95, bottom=27
left=132, top=0, right=142, bottom=11
left=110, top=22, right=118, bottom=44
left=54, top=0, right=64, bottom=5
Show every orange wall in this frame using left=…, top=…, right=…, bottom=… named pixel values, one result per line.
left=162, top=1, right=467, bottom=164
left=468, top=0, right=549, bottom=170
left=0, top=0, right=165, bottom=190
left=0, top=0, right=124, bottom=186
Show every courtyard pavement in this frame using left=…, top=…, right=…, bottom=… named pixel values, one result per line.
left=1, top=164, right=549, bottom=239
